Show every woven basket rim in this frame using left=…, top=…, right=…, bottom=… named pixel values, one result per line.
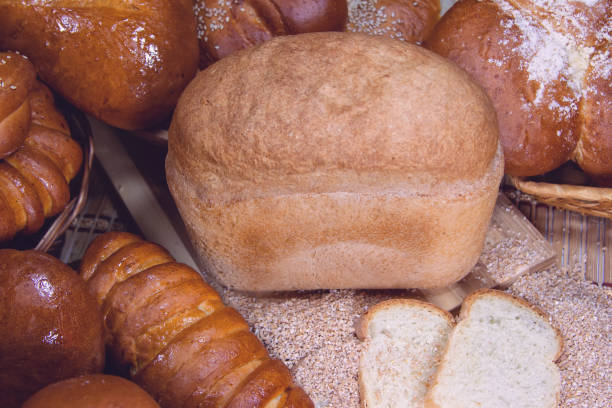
left=508, top=175, right=612, bottom=219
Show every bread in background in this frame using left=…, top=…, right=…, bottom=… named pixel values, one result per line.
left=357, top=299, right=454, bottom=408
left=0, top=250, right=105, bottom=408
left=425, top=289, right=563, bottom=408
left=22, top=374, right=160, bottom=408
left=166, top=32, right=504, bottom=291
left=195, top=0, right=348, bottom=68
left=346, top=0, right=441, bottom=43
left=0, top=1, right=199, bottom=130
left=426, top=0, right=611, bottom=183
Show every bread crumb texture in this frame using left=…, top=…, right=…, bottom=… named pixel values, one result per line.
left=222, top=264, right=610, bottom=407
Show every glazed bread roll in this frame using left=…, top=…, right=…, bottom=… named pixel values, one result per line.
left=346, top=0, right=441, bottom=43
left=0, top=52, right=36, bottom=159
left=0, top=250, right=105, bottom=408
left=80, top=232, right=314, bottom=408
left=0, top=69, right=83, bottom=243
left=195, top=0, right=348, bottom=68
left=23, top=375, right=160, bottom=408
left=0, top=0, right=199, bottom=130
left=166, top=32, right=504, bottom=291
left=426, top=0, right=611, bottom=183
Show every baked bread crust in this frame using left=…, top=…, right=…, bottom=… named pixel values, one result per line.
left=167, top=32, right=504, bottom=291
left=426, top=0, right=611, bottom=181
left=0, top=0, right=199, bottom=130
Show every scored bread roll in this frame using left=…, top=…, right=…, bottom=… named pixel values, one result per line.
left=195, top=0, right=348, bottom=68
left=426, top=0, right=611, bottom=182
left=22, top=374, right=160, bottom=408
left=0, top=250, right=105, bottom=408
left=80, top=231, right=314, bottom=408
left=166, top=32, right=504, bottom=291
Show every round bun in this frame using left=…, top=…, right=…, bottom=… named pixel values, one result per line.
left=0, top=52, right=36, bottom=159
left=167, top=32, right=503, bottom=291
left=346, top=0, right=441, bottom=43
left=426, top=0, right=611, bottom=181
left=195, top=0, right=348, bottom=68
left=23, top=374, right=160, bottom=408
left=0, top=250, right=105, bottom=408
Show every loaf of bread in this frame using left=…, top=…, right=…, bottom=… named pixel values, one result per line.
left=80, top=231, right=314, bottom=408
left=166, top=32, right=504, bottom=291
left=195, top=0, right=348, bottom=68
left=346, top=0, right=441, bottom=43
left=0, top=249, right=105, bottom=408
left=426, top=0, right=611, bottom=184
left=357, top=299, right=454, bottom=408
left=0, top=52, right=36, bottom=159
left=0, top=60, right=83, bottom=243
left=425, top=289, right=563, bottom=408
left=23, top=374, right=160, bottom=408
left=0, top=1, right=199, bottom=130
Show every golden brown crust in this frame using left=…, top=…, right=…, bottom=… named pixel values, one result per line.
left=0, top=250, right=105, bottom=408
left=167, top=32, right=503, bottom=291
left=346, top=0, right=441, bottom=43
left=0, top=72, right=82, bottom=242
left=0, top=162, right=44, bottom=235
left=22, top=374, right=160, bottom=408
left=195, top=0, right=347, bottom=68
left=0, top=0, right=199, bottom=130
left=0, top=52, right=35, bottom=159
left=426, top=0, right=612, bottom=181
left=81, top=232, right=314, bottom=407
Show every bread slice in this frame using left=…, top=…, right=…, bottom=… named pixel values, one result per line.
left=425, top=289, right=563, bottom=408
left=357, top=299, right=455, bottom=408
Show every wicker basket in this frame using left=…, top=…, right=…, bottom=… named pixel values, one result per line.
left=508, top=175, right=612, bottom=220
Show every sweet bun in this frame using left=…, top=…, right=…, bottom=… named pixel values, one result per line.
left=195, top=0, right=348, bottom=68
left=0, top=1, right=199, bottom=130
left=22, top=374, right=160, bottom=408
left=0, top=250, right=105, bottom=408
left=0, top=78, right=82, bottom=243
left=0, top=52, right=35, bottom=159
left=166, top=32, right=504, bottom=291
left=346, top=0, right=441, bottom=43
left=426, top=0, right=611, bottom=182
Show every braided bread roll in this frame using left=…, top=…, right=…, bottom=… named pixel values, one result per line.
left=0, top=60, right=83, bottom=242
left=0, top=52, right=36, bottom=160
left=80, top=232, right=314, bottom=408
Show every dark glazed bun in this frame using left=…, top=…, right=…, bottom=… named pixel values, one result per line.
left=0, top=250, right=105, bottom=408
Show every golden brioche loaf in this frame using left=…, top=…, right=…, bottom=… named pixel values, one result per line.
left=0, top=59, right=83, bottom=243
left=0, top=0, right=199, bottom=130
left=23, top=374, right=160, bottom=408
left=195, top=0, right=348, bottom=68
left=426, top=0, right=611, bottom=183
left=166, top=32, right=504, bottom=291
left=80, top=231, right=314, bottom=408
left=346, top=0, right=441, bottom=43
left=0, top=250, right=105, bottom=408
